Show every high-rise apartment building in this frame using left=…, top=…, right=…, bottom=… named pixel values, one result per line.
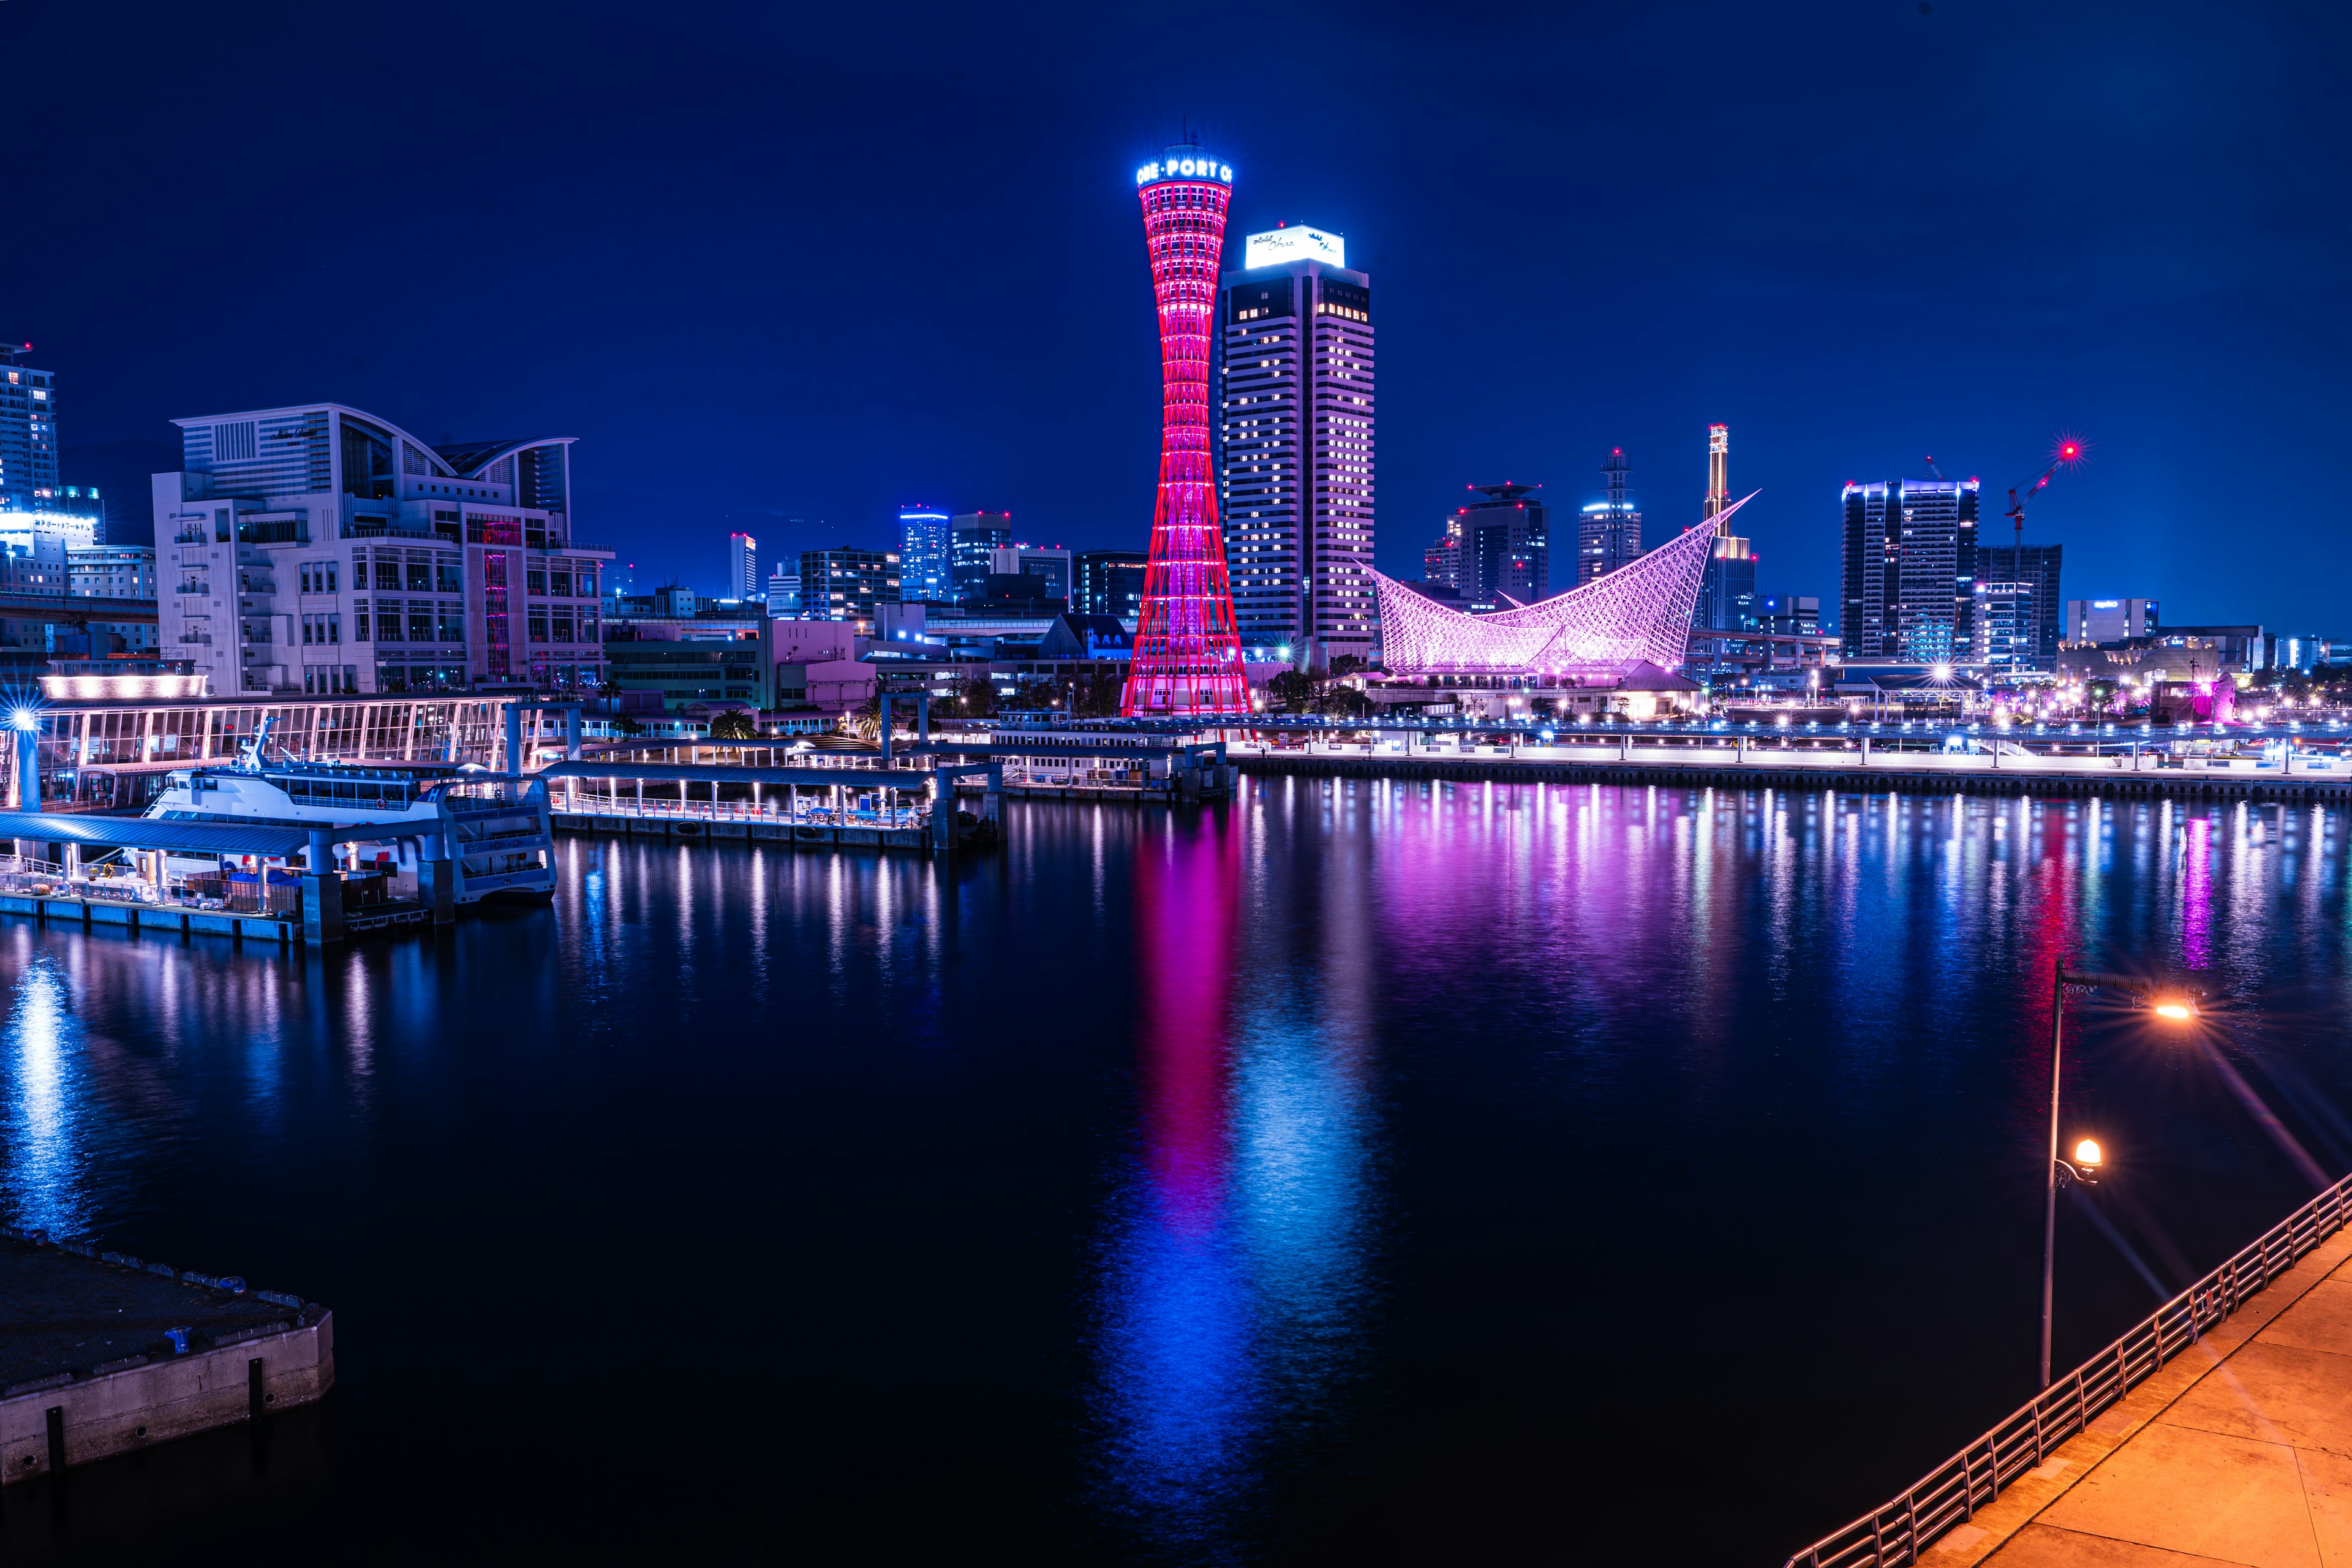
left=799, top=547, right=899, bottom=634
left=1218, top=225, right=1375, bottom=666
left=0, top=343, right=59, bottom=509
left=2064, top=597, right=2158, bottom=645
left=728, top=532, right=759, bottom=600
left=899, top=508, right=952, bottom=601
left=1838, top=478, right=1980, bottom=662
left=153, top=404, right=612, bottom=695
left=950, top=510, right=1011, bottom=599
left=1429, top=482, right=1547, bottom=612
left=1579, top=448, right=1643, bottom=584
left=1075, top=549, right=1146, bottom=624
left=1975, top=543, right=2062, bottom=669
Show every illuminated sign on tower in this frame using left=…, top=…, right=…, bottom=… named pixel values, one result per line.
left=1121, top=145, right=1249, bottom=717
left=1242, top=225, right=1345, bottom=270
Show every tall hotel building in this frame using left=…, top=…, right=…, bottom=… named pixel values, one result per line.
left=1839, top=478, right=1980, bottom=662
left=1217, top=224, right=1375, bottom=667
left=0, top=343, right=59, bottom=508
left=154, top=404, right=612, bottom=695
left=1578, top=448, right=1643, bottom=584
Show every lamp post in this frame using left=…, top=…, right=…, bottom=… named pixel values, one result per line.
left=2041, top=960, right=2199, bottom=1387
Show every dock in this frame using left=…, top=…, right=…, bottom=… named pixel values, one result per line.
left=0, top=1229, right=332, bottom=1483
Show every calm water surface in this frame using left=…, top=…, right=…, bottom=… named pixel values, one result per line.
left=4, top=778, right=2352, bottom=1564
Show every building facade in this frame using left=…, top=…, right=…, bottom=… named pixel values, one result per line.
left=153, top=404, right=611, bottom=696
left=765, top=568, right=801, bottom=616
left=1839, top=478, right=1981, bottom=663
left=727, top=532, right=759, bottom=600
left=989, top=544, right=1071, bottom=605
left=1975, top=543, right=2062, bottom=669
left=69, top=544, right=158, bottom=654
left=1579, top=448, right=1643, bottom=584
left=1431, top=483, right=1548, bottom=614
left=1075, top=549, right=1145, bottom=624
left=798, top=547, right=900, bottom=634
left=951, top=511, right=1011, bottom=598
left=1217, top=227, right=1375, bottom=666
left=2064, top=597, right=2158, bottom=645
left=899, top=508, right=952, bottom=602
left=0, top=344, right=59, bottom=509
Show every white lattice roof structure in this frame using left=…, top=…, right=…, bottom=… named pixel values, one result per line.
left=1375, top=494, right=1752, bottom=678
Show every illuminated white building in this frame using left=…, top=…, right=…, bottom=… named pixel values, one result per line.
left=1218, top=225, right=1375, bottom=668
left=153, top=404, right=612, bottom=696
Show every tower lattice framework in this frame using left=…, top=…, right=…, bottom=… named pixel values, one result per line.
left=1122, top=148, right=1248, bottom=717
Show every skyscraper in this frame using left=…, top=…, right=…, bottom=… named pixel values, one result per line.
left=1696, top=425, right=1756, bottom=632
left=899, top=507, right=951, bottom=601
left=1704, top=423, right=1728, bottom=521
left=1839, top=478, right=1981, bottom=662
left=727, top=531, right=758, bottom=600
left=1121, top=146, right=1247, bottom=715
left=1435, top=483, right=1548, bottom=612
left=0, top=342, right=60, bottom=509
left=1218, top=222, right=1375, bottom=668
left=950, top=510, right=1011, bottom=600
left=1578, top=448, right=1643, bottom=583
left=1975, top=542, right=2062, bottom=669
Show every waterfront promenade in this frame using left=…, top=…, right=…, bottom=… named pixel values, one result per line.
left=1919, top=1226, right=2352, bottom=1566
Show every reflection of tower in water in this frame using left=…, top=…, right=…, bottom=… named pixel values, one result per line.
left=1090, top=812, right=1377, bottom=1553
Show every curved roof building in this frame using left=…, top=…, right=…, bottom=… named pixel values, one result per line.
left=1375, top=494, right=1751, bottom=679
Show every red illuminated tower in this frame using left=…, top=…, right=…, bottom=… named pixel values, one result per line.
left=1121, top=146, right=1250, bottom=717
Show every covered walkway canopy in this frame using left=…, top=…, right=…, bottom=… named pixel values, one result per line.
left=0, top=812, right=363, bottom=858
left=536, top=760, right=995, bottom=792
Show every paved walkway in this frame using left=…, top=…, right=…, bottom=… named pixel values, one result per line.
left=1931, top=1227, right=2352, bottom=1567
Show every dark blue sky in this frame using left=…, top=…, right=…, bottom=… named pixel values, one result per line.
left=9, top=1, right=2347, bottom=628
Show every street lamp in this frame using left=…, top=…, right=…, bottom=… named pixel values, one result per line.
left=2040, top=960, right=2199, bottom=1387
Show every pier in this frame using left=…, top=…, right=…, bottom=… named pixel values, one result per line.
left=1787, top=1174, right=2352, bottom=1567
left=0, top=1228, right=331, bottom=1485
left=1229, top=730, right=2352, bottom=805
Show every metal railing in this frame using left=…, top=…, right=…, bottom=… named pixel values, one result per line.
left=1786, top=1170, right=2352, bottom=1567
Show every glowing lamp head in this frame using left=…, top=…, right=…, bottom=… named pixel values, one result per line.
left=1931, top=662, right=1953, bottom=682
left=2154, top=999, right=2196, bottom=1022
left=2074, top=1139, right=2103, bottom=1169
left=7, top=708, right=36, bottom=734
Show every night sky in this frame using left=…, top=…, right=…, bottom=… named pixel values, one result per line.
left=9, top=1, right=2346, bottom=630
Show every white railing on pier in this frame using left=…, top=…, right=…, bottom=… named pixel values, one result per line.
left=1784, top=1170, right=2352, bottom=1567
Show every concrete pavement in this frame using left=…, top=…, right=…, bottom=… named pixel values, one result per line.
left=1929, top=1229, right=2352, bottom=1567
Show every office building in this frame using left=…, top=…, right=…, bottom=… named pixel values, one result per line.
left=1218, top=224, right=1376, bottom=666
left=1075, top=549, right=1145, bottom=624
left=0, top=343, right=59, bottom=508
left=989, top=544, right=1071, bottom=605
left=799, top=547, right=900, bottom=634
left=1427, top=482, right=1547, bottom=614
left=1757, top=594, right=1820, bottom=637
left=2064, top=598, right=2159, bottom=645
left=726, top=532, right=759, bottom=600
left=1975, top=542, right=2062, bottom=669
left=1839, top=478, right=1981, bottom=663
left=1579, top=448, right=1643, bottom=584
left=899, top=508, right=952, bottom=602
left=69, top=544, right=158, bottom=654
left=766, top=568, right=801, bottom=616
left=153, top=403, right=611, bottom=695
left=951, top=511, right=1012, bottom=598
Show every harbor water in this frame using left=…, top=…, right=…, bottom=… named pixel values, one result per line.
left=3, top=777, right=2351, bottom=1563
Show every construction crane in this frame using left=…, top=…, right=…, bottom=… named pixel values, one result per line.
left=2004, top=437, right=2084, bottom=554
left=1924, top=456, right=1947, bottom=480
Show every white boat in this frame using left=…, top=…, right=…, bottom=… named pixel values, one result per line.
left=143, top=718, right=555, bottom=905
